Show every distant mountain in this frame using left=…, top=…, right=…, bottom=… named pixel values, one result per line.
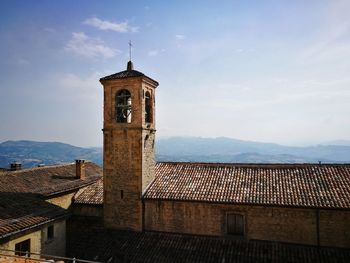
left=321, top=140, right=350, bottom=146
left=156, top=137, right=350, bottom=163
left=0, top=140, right=102, bottom=168
left=0, top=137, right=349, bottom=169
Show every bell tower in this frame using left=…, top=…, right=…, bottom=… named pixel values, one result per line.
left=100, top=60, right=158, bottom=231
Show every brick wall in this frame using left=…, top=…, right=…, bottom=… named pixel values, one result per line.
left=144, top=200, right=350, bottom=248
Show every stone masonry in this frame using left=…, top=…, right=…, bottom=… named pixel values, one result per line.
left=100, top=65, right=158, bottom=231
left=144, top=200, right=350, bottom=248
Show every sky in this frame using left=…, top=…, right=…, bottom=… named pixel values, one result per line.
left=0, top=0, right=350, bottom=147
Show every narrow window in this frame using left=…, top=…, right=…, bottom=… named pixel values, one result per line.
left=121, top=190, right=124, bottom=199
left=15, top=239, right=31, bottom=256
left=227, top=213, right=244, bottom=236
left=116, top=89, right=132, bottom=123
left=144, top=134, right=149, bottom=148
left=145, top=91, right=152, bottom=123
left=47, top=225, right=54, bottom=240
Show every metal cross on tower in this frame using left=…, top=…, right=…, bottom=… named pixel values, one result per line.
left=129, top=40, right=132, bottom=61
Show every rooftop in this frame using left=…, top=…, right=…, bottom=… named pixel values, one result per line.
left=0, top=192, right=68, bottom=239
left=67, top=218, right=350, bottom=263
left=0, top=162, right=102, bottom=197
left=74, top=178, right=103, bottom=205
left=144, top=162, right=350, bottom=209
left=100, top=61, right=159, bottom=85
left=75, top=162, right=350, bottom=210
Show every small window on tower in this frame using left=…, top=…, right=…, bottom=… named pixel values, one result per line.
left=116, top=89, right=132, bottom=123
left=145, top=91, right=152, bottom=123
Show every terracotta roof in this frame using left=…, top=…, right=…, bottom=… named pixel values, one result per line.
left=143, top=162, right=350, bottom=209
left=0, top=192, right=68, bottom=239
left=100, top=69, right=144, bottom=80
left=0, top=162, right=102, bottom=197
left=100, top=69, right=158, bottom=85
left=74, top=178, right=103, bottom=205
left=67, top=219, right=350, bottom=262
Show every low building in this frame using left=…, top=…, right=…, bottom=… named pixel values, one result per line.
left=0, top=161, right=102, bottom=258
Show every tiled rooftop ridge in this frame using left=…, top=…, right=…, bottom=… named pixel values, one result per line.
left=74, top=178, right=103, bottom=205
left=0, top=162, right=102, bottom=197
left=142, top=162, right=350, bottom=209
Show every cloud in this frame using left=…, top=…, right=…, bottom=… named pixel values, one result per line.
left=175, top=34, right=186, bottom=40
left=58, top=72, right=102, bottom=100
left=84, top=17, right=138, bottom=33
left=148, top=49, right=165, bottom=57
left=65, top=32, right=117, bottom=58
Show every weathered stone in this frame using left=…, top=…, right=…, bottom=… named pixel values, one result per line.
left=100, top=69, right=158, bottom=231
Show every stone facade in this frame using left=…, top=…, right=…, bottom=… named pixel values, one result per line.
left=101, top=69, right=158, bottom=231
left=73, top=204, right=103, bottom=217
left=144, top=200, right=350, bottom=248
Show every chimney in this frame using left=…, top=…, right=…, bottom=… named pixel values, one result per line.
left=76, top=159, right=86, bottom=180
left=10, top=161, right=22, bottom=171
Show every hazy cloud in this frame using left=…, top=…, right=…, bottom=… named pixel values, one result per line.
left=175, top=34, right=186, bottom=40
left=65, top=32, right=117, bottom=58
left=148, top=49, right=165, bottom=56
left=84, top=17, right=138, bottom=33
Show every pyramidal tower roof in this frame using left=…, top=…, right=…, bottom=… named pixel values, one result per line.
left=100, top=61, right=158, bottom=85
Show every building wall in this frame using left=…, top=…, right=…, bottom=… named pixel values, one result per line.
left=0, top=220, right=66, bottom=258
left=47, top=192, right=75, bottom=209
left=73, top=204, right=103, bottom=217
left=41, top=219, right=66, bottom=256
left=144, top=200, right=350, bottom=248
left=319, top=210, right=350, bottom=248
left=0, top=230, right=42, bottom=259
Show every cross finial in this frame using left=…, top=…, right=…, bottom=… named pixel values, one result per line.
left=129, top=40, right=132, bottom=61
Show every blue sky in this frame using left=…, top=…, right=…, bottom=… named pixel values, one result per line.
left=0, top=0, right=349, bottom=147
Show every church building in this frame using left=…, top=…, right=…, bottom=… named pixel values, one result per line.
left=93, top=60, right=350, bottom=248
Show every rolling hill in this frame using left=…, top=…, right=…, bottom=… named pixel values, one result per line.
left=0, top=137, right=349, bottom=169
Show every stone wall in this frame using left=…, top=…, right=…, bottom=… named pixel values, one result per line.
left=144, top=200, right=350, bottom=248
left=73, top=204, right=103, bottom=217
left=319, top=210, right=350, bottom=247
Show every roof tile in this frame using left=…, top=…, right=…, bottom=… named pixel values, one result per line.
left=0, top=192, right=68, bottom=238
left=143, top=162, right=350, bottom=209
left=0, top=162, right=102, bottom=197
